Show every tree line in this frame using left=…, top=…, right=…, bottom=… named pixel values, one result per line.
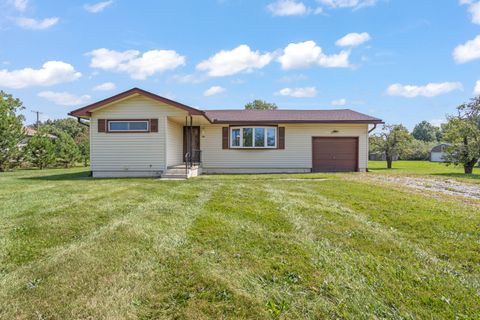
left=0, top=91, right=89, bottom=172
left=371, top=95, right=480, bottom=174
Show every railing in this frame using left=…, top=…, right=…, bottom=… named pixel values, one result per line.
left=184, top=150, right=202, bottom=175
left=184, top=152, right=190, bottom=175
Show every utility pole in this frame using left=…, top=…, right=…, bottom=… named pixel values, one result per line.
left=31, top=110, right=43, bottom=130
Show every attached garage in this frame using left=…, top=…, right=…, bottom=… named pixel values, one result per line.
left=312, top=137, right=358, bottom=172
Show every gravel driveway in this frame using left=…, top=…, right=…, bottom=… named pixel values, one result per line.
left=358, top=175, right=480, bottom=200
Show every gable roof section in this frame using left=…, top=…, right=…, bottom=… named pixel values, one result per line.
left=204, top=109, right=383, bottom=124
left=68, top=87, right=205, bottom=118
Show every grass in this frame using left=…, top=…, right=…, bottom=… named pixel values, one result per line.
left=0, top=166, right=479, bottom=319
left=369, top=160, right=480, bottom=183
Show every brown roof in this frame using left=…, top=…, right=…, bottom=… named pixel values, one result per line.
left=69, top=87, right=205, bottom=118
left=69, top=88, right=383, bottom=124
left=204, top=109, right=383, bottom=124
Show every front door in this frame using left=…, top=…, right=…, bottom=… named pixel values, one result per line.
left=183, top=126, right=201, bottom=163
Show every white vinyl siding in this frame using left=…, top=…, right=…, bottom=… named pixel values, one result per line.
left=166, top=119, right=184, bottom=166
left=90, top=95, right=187, bottom=174
left=201, top=123, right=369, bottom=171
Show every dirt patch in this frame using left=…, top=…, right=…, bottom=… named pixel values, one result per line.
left=361, top=175, right=480, bottom=199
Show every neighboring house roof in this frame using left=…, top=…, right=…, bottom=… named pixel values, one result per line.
left=24, top=127, right=37, bottom=137
left=431, top=143, right=450, bottom=153
left=204, top=109, right=383, bottom=124
left=24, top=127, right=57, bottom=139
left=69, top=87, right=383, bottom=124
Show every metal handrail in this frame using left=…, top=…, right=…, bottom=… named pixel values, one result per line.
left=184, top=152, right=190, bottom=175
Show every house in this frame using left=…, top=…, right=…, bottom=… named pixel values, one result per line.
left=19, top=127, right=57, bottom=148
left=69, top=88, right=383, bottom=178
left=430, top=143, right=449, bottom=162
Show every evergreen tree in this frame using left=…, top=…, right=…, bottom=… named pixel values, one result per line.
left=0, top=91, right=25, bottom=171
left=55, top=132, right=80, bottom=168
left=25, top=133, right=55, bottom=169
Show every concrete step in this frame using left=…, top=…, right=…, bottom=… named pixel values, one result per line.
left=165, top=168, right=188, bottom=175
left=161, top=174, right=188, bottom=179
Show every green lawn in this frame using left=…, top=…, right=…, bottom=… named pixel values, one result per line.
left=369, top=160, right=480, bottom=183
left=0, top=167, right=479, bottom=319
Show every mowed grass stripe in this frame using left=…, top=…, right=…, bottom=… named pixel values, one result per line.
left=265, top=180, right=479, bottom=318
left=0, top=179, right=220, bottom=319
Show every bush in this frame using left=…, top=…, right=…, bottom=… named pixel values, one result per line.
left=400, top=139, right=436, bottom=160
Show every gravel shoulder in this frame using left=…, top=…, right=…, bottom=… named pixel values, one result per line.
left=349, top=174, right=480, bottom=200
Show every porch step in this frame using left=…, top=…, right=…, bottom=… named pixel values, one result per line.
left=161, top=164, right=202, bottom=179
left=161, top=174, right=188, bottom=179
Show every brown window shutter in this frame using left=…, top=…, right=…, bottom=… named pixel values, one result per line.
left=222, top=127, right=229, bottom=149
left=278, top=127, right=285, bottom=149
left=150, top=119, right=158, bottom=132
left=98, top=119, right=106, bottom=133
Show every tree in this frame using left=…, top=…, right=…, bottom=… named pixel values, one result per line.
left=442, top=96, right=480, bottom=174
left=412, top=121, right=441, bottom=142
left=245, top=100, right=278, bottom=110
left=371, top=124, right=411, bottom=169
left=0, top=91, right=25, bottom=172
left=77, top=134, right=89, bottom=167
left=39, top=118, right=88, bottom=141
left=25, top=133, right=55, bottom=169
left=55, top=132, right=80, bottom=168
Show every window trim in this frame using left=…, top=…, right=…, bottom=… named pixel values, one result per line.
left=107, top=119, right=150, bottom=133
left=229, top=126, right=277, bottom=149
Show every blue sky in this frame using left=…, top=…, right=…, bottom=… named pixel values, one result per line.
left=1, top=0, right=480, bottom=129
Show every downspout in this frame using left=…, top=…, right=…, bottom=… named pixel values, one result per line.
left=75, top=117, right=92, bottom=176
left=77, top=117, right=90, bottom=127
left=366, top=124, right=378, bottom=172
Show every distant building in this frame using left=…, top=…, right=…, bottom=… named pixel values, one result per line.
left=430, top=144, right=449, bottom=162
left=19, top=127, right=57, bottom=148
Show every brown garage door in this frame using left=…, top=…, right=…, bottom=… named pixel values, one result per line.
left=312, top=137, right=358, bottom=172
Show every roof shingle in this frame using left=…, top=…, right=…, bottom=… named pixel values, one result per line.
left=204, top=109, right=383, bottom=124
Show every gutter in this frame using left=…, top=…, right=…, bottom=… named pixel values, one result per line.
left=368, top=124, right=378, bottom=133
left=77, top=117, right=90, bottom=127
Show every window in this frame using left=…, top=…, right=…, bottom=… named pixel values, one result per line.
left=108, top=120, right=149, bottom=132
left=230, top=127, right=277, bottom=148
left=231, top=128, right=241, bottom=147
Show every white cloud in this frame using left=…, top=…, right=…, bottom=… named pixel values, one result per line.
left=453, top=35, right=480, bottom=63
left=386, top=82, right=463, bottom=98
left=336, top=32, right=371, bottom=47
left=84, top=0, right=114, bottom=13
left=460, top=0, right=480, bottom=24
left=275, top=86, right=317, bottom=97
left=0, top=61, right=81, bottom=89
left=38, top=91, right=91, bottom=106
left=16, top=17, right=59, bottom=30
left=474, top=80, right=480, bottom=95
left=430, top=118, right=446, bottom=127
left=317, top=0, right=377, bottom=9
left=10, top=0, right=28, bottom=11
left=277, top=40, right=350, bottom=70
left=331, top=98, right=347, bottom=106
left=197, top=45, right=273, bottom=77
left=267, top=0, right=322, bottom=16
left=93, top=82, right=116, bottom=91
left=87, top=48, right=186, bottom=80
left=171, top=74, right=206, bottom=84
left=203, top=86, right=226, bottom=96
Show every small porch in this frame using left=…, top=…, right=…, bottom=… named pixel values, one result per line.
left=162, top=114, right=207, bottom=179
